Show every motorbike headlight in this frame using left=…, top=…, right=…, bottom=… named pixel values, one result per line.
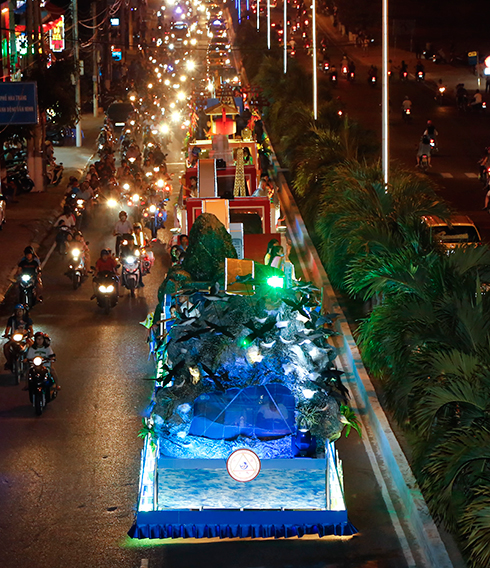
left=126, top=256, right=135, bottom=264
left=12, top=333, right=23, bottom=342
left=107, top=198, right=117, bottom=208
left=149, top=205, right=157, bottom=213
left=128, top=157, right=136, bottom=163
left=33, top=356, right=43, bottom=366
left=153, top=166, right=160, bottom=172
left=145, top=172, right=152, bottom=177
left=21, top=274, right=31, bottom=282
left=106, top=285, right=115, bottom=293
left=135, top=249, right=141, bottom=257
left=123, top=183, right=130, bottom=190
left=156, top=179, right=164, bottom=188
left=77, top=199, right=85, bottom=206
left=71, top=248, right=81, bottom=258
left=98, top=285, right=107, bottom=293
left=132, top=194, right=140, bottom=202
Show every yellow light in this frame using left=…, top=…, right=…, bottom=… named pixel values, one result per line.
left=160, top=124, right=170, bottom=134
left=164, top=79, right=170, bottom=86
left=107, top=198, right=117, bottom=208
left=132, top=193, right=140, bottom=202
left=177, top=91, right=186, bottom=101
left=148, top=83, right=153, bottom=89
left=171, top=110, right=181, bottom=123
left=190, top=38, right=197, bottom=45
left=157, top=179, right=165, bottom=188
left=170, top=102, right=176, bottom=108
left=180, top=75, right=187, bottom=82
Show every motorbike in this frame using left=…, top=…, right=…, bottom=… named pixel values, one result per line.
left=369, top=74, right=377, bottom=87
left=416, top=70, right=425, bottom=81
left=418, top=154, right=429, bottom=173
left=436, top=85, right=446, bottom=105
left=402, top=107, right=412, bottom=123
left=121, top=250, right=142, bottom=297
left=330, top=70, right=338, bottom=84
left=18, top=270, right=37, bottom=308
left=7, top=164, right=34, bottom=193
left=322, top=60, right=330, bottom=73
left=46, top=160, right=64, bottom=185
left=429, top=138, right=439, bottom=153
left=74, top=198, right=87, bottom=229
left=400, top=69, right=408, bottom=81
left=6, top=332, right=28, bottom=384
left=92, top=271, right=119, bottom=315
left=341, top=64, right=348, bottom=76
left=28, top=356, right=57, bottom=416
left=142, top=204, right=167, bottom=239
left=348, top=69, right=355, bottom=82
left=65, top=247, right=86, bottom=290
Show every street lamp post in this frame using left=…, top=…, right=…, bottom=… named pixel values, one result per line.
left=381, top=0, right=389, bottom=187
left=283, top=0, right=287, bottom=73
left=312, top=0, right=317, bottom=119
left=267, top=0, right=271, bottom=49
left=257, top=0, right=260, bottom=29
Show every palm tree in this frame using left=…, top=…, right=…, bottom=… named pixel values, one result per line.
left=313, top=161, right=448, bottom=289
left=460, top=485, right=490, bottom=568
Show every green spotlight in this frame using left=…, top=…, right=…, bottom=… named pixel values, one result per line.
left=267, top=275, right=284, bottom=288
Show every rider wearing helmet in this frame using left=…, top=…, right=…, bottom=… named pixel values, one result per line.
left=16, top=246, right=43, bottom=301
left=3, top=304, right=33, bottom=371
left=26, top=331, right=60, bottom=388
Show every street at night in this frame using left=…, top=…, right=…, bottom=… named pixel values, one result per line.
left=0, top=0, right=488, bottom=567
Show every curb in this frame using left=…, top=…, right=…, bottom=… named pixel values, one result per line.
left=0, top=150, right=97, bottom=304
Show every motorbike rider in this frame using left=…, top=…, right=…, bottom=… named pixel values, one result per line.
left=348, top=59, right=356, bottom=76
left=113, top=211, right=133, bottom=257
left=67, top=231, right=91, bottom=275
left=424, top=120, right=439, bottom=147
left=341, top=54, right=349, bottom=70
left=26, top=331, right=60, bottom=388
left=17, top=246, right=43, bottom=302
left=329, top=64, right=338, bottom=81
left=402, top=95, right=412, bottom=113
left=399, top=60, right=408, bottom=79
left=416, top=135, right=432, bottom=167
left=3, top=304, right=33, bottom=371
left=415, top=59, right=425, bottom=77
left=92, top=249, right=119, bottom=298
left=368, top=65, right=378, bottom=81
left=456, top=83, right=468, bottom=109
left=470, top=89, right=483, bottom=111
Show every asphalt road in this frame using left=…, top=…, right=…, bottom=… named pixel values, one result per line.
left=315, top=15, right=490, bottom=241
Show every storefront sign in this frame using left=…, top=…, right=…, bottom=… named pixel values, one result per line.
left=0, top=82, right=37, bottom=124
left=226, top=449, right=261, bottom=482
left=49, top=16, right=64, bottom=52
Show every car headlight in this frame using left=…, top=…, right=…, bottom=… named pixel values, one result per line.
left=21, top=274, right=31, bottom=282
left=12, top=333, right=23, bottom=342
left=33, top=356, right=43, bottom=366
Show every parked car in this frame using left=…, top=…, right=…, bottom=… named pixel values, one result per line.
left=423, top=214, right=482, bottom=250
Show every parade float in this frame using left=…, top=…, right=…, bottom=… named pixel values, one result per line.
left=129, top=212, right=358, bottom=540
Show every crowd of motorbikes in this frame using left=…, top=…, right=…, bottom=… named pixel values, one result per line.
left=4, top=89, right=173, bottom=415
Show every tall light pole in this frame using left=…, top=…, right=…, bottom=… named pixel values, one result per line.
left=267, top=0, right=271, bottom=49
left=257, top=0, right=260, bottom=29
left=73, top=0, right=82, bottom=147
left=283, top=0, right=287, bottom=73
left=312, top=0, right=317, bottom=119
left=381, top=0, right=389, bottom=187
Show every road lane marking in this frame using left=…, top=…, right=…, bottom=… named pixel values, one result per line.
left=41, top=240, right=57, bottom=270
left=465, top=172, right=478, bottom=178
left=440, top=172, right=453, bottom=178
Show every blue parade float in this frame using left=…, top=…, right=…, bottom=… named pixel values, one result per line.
left=129, top=213, right=358, bottom=540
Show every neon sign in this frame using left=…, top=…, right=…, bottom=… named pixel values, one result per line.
left=49, top=16, right=64, bottom=52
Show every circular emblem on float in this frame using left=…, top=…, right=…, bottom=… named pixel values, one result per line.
left=226, top=449, right=261, bottom=482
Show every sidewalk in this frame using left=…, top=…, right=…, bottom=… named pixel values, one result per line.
left=318, top=14, right=484, bottom=95
left=0, top=113, right=103, bottom=303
